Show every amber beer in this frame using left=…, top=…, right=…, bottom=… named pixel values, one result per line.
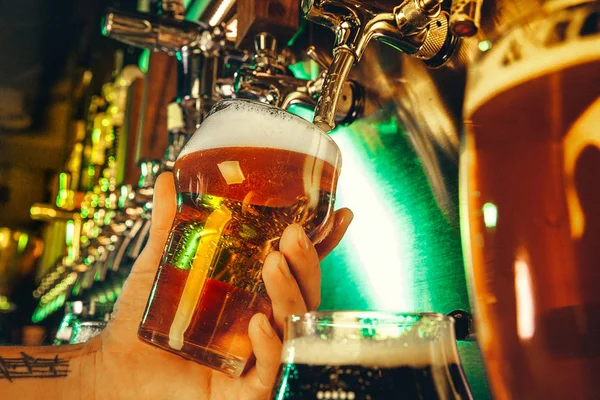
left=138, top=99, right=341, bottom=376
left=462, top=2, right=600, bottom=399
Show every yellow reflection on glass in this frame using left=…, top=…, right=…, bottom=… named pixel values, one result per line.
left=563, top=98, right=600, bottom=239
left=217, top=161, right=245, bottom=184
left=515, top=258, right=535, bottom=340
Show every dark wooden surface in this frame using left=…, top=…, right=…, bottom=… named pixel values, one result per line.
left=135, top=52, right=177, bottom=163
left=123, top=78, right=145, bottom=186
left=236, top=0, right=300, bottom=48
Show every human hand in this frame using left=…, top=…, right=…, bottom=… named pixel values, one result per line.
left=88, top=172, right=353, bottom=400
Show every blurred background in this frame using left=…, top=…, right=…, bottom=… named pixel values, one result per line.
left=0, top=0, right=140, bottom=343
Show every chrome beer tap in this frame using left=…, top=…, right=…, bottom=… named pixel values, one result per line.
left=231, top=32, right=365, bottom=125
left=302, top=0, right=464, bottom=131
left=103, top=4, right=241, bottom=134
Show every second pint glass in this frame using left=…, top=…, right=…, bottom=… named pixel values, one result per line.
left=271, top=312, right=473, bottom=399
left=138, top=99, right=341, bottom=376
left=461, top=1, right=600, bottom=398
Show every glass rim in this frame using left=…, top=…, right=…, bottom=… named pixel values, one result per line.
left=286, top=311, right=453, bottom=325
left=209, top=98, right=342, bottom=154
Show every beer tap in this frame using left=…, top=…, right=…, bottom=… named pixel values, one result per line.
left=103, top=4, right=241, bottom=135
left=232, top=32, right=365, bottom=125
left=302, top=0, right=463, bottom=131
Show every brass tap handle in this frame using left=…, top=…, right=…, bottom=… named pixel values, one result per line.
left=252, top=32, right=288, bottom=74
left=254, top=32, right=278, bottom=54
left=449, top=0, right=483, bottom=37
left=306, top=46, right=332, bottom=70
left=394, top=0, right=443, bottom=33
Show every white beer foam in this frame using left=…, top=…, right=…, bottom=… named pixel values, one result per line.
left=178, top=100, right=341, bottom=168
left=465, top=33, right=600, bottom=117
left=281, top=337, right=458, bottom=368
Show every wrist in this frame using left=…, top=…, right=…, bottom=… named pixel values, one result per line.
left=67, top=335, right=102, bottom=399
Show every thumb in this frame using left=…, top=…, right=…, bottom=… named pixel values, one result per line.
left=110, top=172, right=177, bottom=330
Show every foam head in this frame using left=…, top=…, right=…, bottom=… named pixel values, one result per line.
left=281, top=336, right=459, bottom=368
left=177, top=99, right=341, bottom=168
left=282, top=312, right=460, bottom=368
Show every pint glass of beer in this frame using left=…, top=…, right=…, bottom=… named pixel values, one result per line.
left=461, top=1, right=600, bottom=398
left=138, top=99, right=341, bottom=376
left=271, top=311, right=473, bottom=399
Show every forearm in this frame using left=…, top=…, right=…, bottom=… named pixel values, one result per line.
left=0, top=336, right=100, bottom=399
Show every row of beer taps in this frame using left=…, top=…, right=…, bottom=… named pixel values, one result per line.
left=33, top=0, right=483, bottom=343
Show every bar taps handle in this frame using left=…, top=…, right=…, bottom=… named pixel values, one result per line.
left=449, top=0, right=484, bottom=37
left=306, top=46, right=333, bottom=70
left=303, top=0, right=459, bottom=131
left=102, top=9, right=206, bottom=55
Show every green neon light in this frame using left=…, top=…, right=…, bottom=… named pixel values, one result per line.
left=119, top=186, right=127, bottom=208
left=92, top=128, right=101, bottom=144
left=483, top=202, right=498, bottom=228
left=17, top=233, right=29, bottom=253
left=287, top=104, right=315, bottom=122
left=138, top=0, right=150, bottom=12
left=65, top=220, right=75, bottom=246
left=140, top=162, right=148, bottom=178
left=0, top=295, right=11, bottom=311
left=72, top=280, right=81, bottom=296
left=139, top=49, right=150, bottom=73
left=327, top=119, right=416, bottom=311
left=288, top=62, right=312, bottom=81
left=185, top=0, right=211, bottom=21
left=57, top=173, right=69, bottom=207
left=479, top=40, right=493, bottom=52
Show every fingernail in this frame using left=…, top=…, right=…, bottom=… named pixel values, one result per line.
left=259, top=314, right=276, bottom=338
left=335, top=210, right=354, bottom=230
left=277, top=253, right=293, bottom=280
left=297, top=225, right=311, bottom=251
